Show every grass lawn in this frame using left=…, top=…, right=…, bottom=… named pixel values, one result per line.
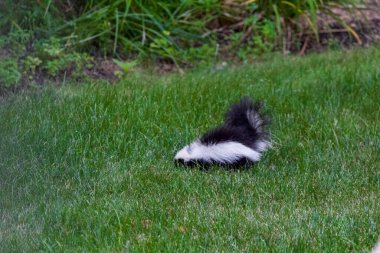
left=1, top=47, right=380, bottom=252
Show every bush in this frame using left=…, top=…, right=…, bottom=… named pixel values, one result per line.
left=0, top=59, right=22, bottom=88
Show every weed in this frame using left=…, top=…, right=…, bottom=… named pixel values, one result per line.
left=0, top=29, right=31, bottom=57
left=23, top=56, right=42, bottom=75
left=0, top=59, right=21, bottom=88
left=0, top=32, right=93, bottom=86
left=184, top=43, right=217, bottom=63
left=113, top=59, right=138, bottom=77
left=26, top=37, right=91, bottom=78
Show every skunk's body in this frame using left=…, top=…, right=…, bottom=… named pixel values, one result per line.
left=174, top=97, right=271, bottom=168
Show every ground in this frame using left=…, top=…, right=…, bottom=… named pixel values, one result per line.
left=0, top=46, right=379, bottom=252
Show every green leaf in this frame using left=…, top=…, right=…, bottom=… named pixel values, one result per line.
left=112, top=59, right=138, bottom=72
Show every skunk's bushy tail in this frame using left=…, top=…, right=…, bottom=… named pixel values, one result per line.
left=224, top=97, right=269, bottom=137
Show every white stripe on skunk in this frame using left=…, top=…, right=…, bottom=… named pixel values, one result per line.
left=174, top=97, right=271, bottom=168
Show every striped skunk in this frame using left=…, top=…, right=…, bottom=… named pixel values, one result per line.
left=174, top=97, right=271, bottom=168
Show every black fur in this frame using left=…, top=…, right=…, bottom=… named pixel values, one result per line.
left=200, top=126, right=258, bottom=148
left=200, top=97, right=269, bottom=150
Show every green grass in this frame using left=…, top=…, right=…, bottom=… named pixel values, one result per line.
left=1, top=47, right=380, bottom=252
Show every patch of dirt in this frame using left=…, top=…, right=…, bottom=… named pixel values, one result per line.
left=84, top=59, right=121, bottom=81
left=297, top=0, right=380, bottom=54
left=0, top=48, right=10, bottom=58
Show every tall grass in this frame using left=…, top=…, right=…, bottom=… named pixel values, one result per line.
left=58, top=1, right=217, bottom=57
left=1, top=0, right=359, bottom=61
left=256, top=0, right=362, bottom=44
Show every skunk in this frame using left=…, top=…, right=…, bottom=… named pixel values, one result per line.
left=174, top=97, right=271, bottom=168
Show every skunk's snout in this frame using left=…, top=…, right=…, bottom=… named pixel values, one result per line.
left=175, top=158, right=185, bottom=166
left=175, top=159, right=203, bottom=168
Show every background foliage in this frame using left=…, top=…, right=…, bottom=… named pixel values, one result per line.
left=0, top=0, right=368, bottom=89
left=1, top=0, right=358, bottom=59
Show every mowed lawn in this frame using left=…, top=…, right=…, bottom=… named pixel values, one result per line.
left=1, top=47, right=379, bottom=252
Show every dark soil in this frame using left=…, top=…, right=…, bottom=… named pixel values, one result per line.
left=84, top=59, right=121, bottom=81
left=298, top=0, right=380, bottom=54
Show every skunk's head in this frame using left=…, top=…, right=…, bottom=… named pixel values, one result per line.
left=174, top=141, right=206, bottom=166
